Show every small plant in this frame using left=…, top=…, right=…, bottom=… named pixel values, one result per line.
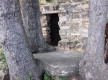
left=59, top=76, right=67, bottom=80
left=28, top=72, right=33, bottom=80
left=0, top=48, right=8, bottom=72
left=43, top=71, right=67, bottom=80
left=43, top=72, right=51, bottom=80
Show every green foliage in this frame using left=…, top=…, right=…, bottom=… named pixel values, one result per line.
left=39, top=0, right=46, bottom=4
left=28, top=72, right=33, bottom=80
left=44, top=72, right=51, bottom=80
left=59, top=76, right=67, bottom=80
left=39, top=0, right=57, bottom=4
left=43, top=71, right=67, bottom=80
left=46, top=0, right=53, bottom=2
left=0, top=49, right=8, bottom=72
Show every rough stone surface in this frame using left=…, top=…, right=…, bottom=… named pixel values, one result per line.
left=40, top=0, right=89, bottom=51
left=34, top=50, right=83, bottom=76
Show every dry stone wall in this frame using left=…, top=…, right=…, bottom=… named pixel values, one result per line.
left=40, top=15, right=51, bottom=43
left=40, top=0, right=89, bottom=52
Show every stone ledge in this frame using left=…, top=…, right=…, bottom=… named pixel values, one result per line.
left=42, top=10, right=66, bottom=15
left=33, top=51, right=83, bottom=76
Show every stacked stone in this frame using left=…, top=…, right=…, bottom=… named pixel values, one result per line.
left=58, top=0, right=89, bottom=51
left=40, top=4, right=59, bottom=12
left=40, top=0, right=89, bottom=51
left=40, top=15, right=51, bottom=43
left=40, top=4, right=60, bottom=44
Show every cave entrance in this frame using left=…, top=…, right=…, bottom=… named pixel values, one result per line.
left=48, top=13, right=61, bottom=46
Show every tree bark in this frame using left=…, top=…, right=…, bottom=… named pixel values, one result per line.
left=0, top=0, right=41, bottom=80
left=19, top=0, right=55, bottom=53
left=79, top=0, right=108, bottom=80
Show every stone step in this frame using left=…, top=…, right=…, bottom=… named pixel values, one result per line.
left=33, top=50, right=83, bottom=76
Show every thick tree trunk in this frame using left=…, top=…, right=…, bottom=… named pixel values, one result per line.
left=19, top=0, right=55, bottom=53
left=0, top=0, right=41, bottom=80
left=79, top=0, right=108, bottom=80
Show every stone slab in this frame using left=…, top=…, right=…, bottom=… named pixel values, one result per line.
left=33, top=51, right=83, bottom=76
left=42, top=10, right=66, bottom=15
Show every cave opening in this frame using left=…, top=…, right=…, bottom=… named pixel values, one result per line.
left=48, top=13, right=61, bottom=46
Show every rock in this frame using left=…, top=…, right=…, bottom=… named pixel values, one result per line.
left=33, top=51, right=83, bottom=76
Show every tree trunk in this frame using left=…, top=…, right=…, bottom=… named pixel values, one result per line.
left=0, top=0, right=41, bottom=80
left=79, top=0, right=108, bottom=80
left=19, top=0, right=55, bottom=53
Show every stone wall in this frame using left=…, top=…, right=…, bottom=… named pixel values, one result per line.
left=40, top=0, right=89, bottom=52
left=40, top=15, right=51, bottom=43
